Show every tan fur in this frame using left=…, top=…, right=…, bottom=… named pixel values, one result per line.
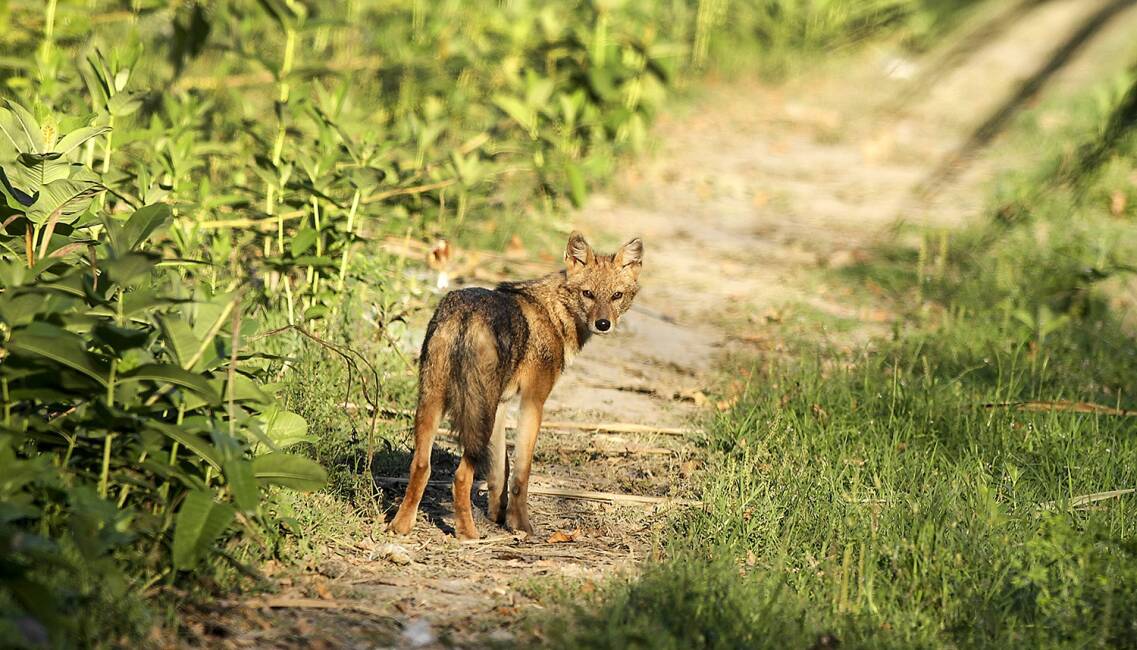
left=387, top=232, right=643, bottom=539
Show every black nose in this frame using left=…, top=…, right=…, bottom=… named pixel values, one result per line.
left=595, top=319, right=611, bottom=332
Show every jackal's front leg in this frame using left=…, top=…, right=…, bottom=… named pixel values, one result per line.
left=506, top=391, right=547, bottom=535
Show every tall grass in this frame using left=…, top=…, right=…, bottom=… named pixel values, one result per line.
left=546, top=63, right=1137, bottom=649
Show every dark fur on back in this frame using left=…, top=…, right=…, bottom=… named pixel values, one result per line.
left=419, top=288, right=529, bottom=463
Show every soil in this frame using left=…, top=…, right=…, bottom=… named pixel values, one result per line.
left=190, top=1, right=1137, bottom=647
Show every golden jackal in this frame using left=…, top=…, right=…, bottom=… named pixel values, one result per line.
left=388, top=232, right=644, bottom=539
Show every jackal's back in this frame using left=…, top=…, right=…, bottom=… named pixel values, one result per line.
left=418, top=288, right=530, bottom=461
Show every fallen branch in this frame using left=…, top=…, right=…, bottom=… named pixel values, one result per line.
left=434, top=436, right=674, bottom=457
left=235, top=596, right=394, bottom=620
left=375, top=477, right=702, bottom=508
left=1040, top=488, right=1135, bottom=510
left=426, top=421, right=700, bottom=438
left=539, top=421, right=700, bottom=437
left=982, top=400, right=1137, bottom=417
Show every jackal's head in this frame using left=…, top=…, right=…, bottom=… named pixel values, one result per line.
left=563, top=231, right=643, bottom=335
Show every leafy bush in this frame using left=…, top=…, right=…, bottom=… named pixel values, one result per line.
left=0, top=103, right=325, bottom=646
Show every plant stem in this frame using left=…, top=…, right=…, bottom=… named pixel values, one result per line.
left=279, top=28, right=296, bottom=104
left=116, top=451, right=147, bottom=508
left=99, top=433, right=115, bottom=499
left=41, top=0, right=58, bottom=59
left=1, top=377, right=10, bottom=426
left=101, top=116, right=115, bottom=174
left=284, top=277, right=296, bottom=325
left=335, top=189, right=361, bottom=292
left=227, top=299, right=242, bottom=441
left=25, top=226, right=37, bottom=267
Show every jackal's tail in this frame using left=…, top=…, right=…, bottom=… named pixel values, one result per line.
left=418, top=316, right=503, bottom=464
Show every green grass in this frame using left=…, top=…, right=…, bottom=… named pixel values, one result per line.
left=543, top=58, right=1137, bottom=650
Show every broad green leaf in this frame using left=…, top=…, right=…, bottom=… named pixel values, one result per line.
left=157, top=316, right=202, bottom=369
left=121, top=203, right=172, bottom=251
left=290, top=227, right=317, bottom=256
left=0, top=100, right=43, bottom=153
left=102, top=252, right=159, bottom=285
left=260, top=406, right=311, bottom=449
left=220, top=373, right=272, bottom=404
left=223, top=459, right=260, bottom=513
left=91, top=321, right=150, bottom=352
left=24, top=179, right=103, bottom=226
left=0, top=167, right=34, bottom=208
left=172, top=490, right=235, bottom=570
left=252, top=453, right=327, bottom=491
left=148, top=422, right=222, bottom=469
left=16, top=152, right=72, bottom=187
left=119, top=363, right=220, bottom=404
left=7, top=329, right=107, bottom=386
left=53, top=126, right=111, bottom=157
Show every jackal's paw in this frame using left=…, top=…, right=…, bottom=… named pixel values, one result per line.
left=455, top=523, right=480, bottom=541
left=506, top=510, right=534, bottom=536
left=387, top=515, right=414, bottom=536
left=488, top=499, right=508, bottom=526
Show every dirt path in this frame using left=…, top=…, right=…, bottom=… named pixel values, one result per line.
left=201, top=2, right=1137, bottom=647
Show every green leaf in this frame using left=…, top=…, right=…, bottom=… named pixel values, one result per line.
left=158, top=316, right=203, bottom=370
left=119, top=363, right=221, bottom=404
left=290, top=227, right=317, bottom=256
left=224, top=459, right=260, bottom=513
left=565, top=161, right=587, bottom=208
left=7, top=329, right=108, bottom=386
left=91, top=321, right=150, bottom=352
left=302, top=304, right=328, bottom=320
left=493, top=94, right=538, bottom=137
left=53, top=126, right=111, bottom=157
left=121, top=203, right=172, bottom=252
left=148, top=422, right=222, bottom=469
left=102, top=252, right=159, bottom=285
left=0, top=100, right=44, bottom=153
left=0, top=167, right=34, bottom=208
left=107, top=92, right=143, bottom=118
left=24, top=179, right=104, bottom=226
left=257, top=0, right=307, bottom=29
left=172, top=490, right=235, bottom=570
left=252, top=453, right=327, bottom=491
left=221, top=372, right=272, bottom=404
left=260, top=406, right=311, bottom=449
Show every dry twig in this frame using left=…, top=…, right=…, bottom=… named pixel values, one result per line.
left=375, top=477, right=701, bottom=507
left=981, top=400, right=1137, bottom=417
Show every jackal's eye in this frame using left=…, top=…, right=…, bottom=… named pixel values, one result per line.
left=611, top=292, right=623, bottom=301
left=582, top=289, right=595, bottom=300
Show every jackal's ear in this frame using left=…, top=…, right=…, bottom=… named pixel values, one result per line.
left=565, top=231, right=594, bottom=271
left=615, top=238, right=643, bottom=277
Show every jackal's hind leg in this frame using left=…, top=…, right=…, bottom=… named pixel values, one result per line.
left=486, top=403, right=510, bottom=526
left=387, top=396, right=442, bottom=535
left=452, top=453, right=479, bottom=540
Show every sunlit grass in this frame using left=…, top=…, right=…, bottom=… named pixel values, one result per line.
left=544, top=54, right=1137, bottom=650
